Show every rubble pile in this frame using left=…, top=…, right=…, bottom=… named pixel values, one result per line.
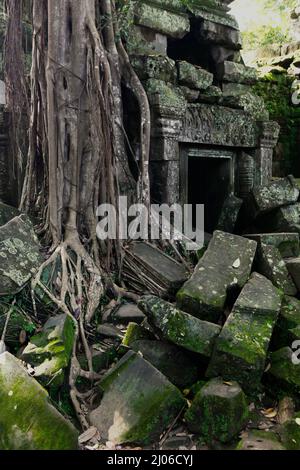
left=1, top=177, right=300, bottom=450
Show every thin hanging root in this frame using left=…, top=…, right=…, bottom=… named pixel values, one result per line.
left=31, top=240, right=103, bottom=430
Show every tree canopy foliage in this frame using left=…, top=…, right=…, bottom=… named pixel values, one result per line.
left=232, top=0, right=299, bottom=50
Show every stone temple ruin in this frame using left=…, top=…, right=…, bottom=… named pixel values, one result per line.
left=124, top=0, right=280, bottom=232
left=2, top=2, right=300, bottom=452
left=0, top=0, right=281, bottom=233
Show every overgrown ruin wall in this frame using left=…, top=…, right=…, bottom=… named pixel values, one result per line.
left=125, top=0, right=280, bottom=216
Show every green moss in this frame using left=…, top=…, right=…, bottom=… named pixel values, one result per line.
left=122, top=322, right=154, bottom=347
left=121, top=385, right=186, bottom=445
left=0, top=353, right=78, bottom=450
left=185, top=378, right=249, bottom=445
left=21, top=314, right=75, bottom=389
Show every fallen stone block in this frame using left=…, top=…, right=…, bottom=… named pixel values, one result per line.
left=89, top=351, right=186, bottom=445
left=122, top=242, right=188, bottom=298
left=177, top=61, right=213, bottom=90
left=255, top=244, right=297, bottom=296
left=216, top=194, right=243, bottom=233
left=251, top=176, right=299, bottom=216
left=245, top=233, right=300, bottom=258
left=207, top=273, right=282, bottom=393
left=122, top=322, right=155, bottom=348
left=130, top=340, right=199, bottom=389
left=237, top=431, right=285, bottom=450
left=112, top=303, right=146, bottom=325
left=0, top=352, right=78, bottom=450
left=138, top=295, right=221, bottom=358
left=0, top=215, right=43, bottom=296
left=285, top=257, right=300, bottom=291
left=184, top=378, right=248, bottom=444
left=176, top=231, right=257, bottom=323
left=272, top=296, right=300, bottom=349
left=21, top=314, right=75, bottom=388
left=266, top=347, right=300, bottom=398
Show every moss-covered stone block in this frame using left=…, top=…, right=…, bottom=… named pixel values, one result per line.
left=178, top=61, right=213, bottom=90
left=267, top=347, right=300, bottom=398
left=245, top=233, right=300, bottom=259
left=0, top=215, right=43, bottom=296
left=130, top=339, right=199, bottom=389
left=145, top=79, right=187, bottom=115
left=185, top=378, right=248, bottom=444
left=256, top=244, right=297, bottom=296
left=217, top=61, right=257, bottom=85
left=0, top=352, right=78, bottom=450
left=131, top=54, right=176, bottom=82
left=207, top=273, right=282, bottom=393
left=138, top=295, right=221, bottom=357
left=134, top=2, right=190, bottom=38
left=89, top=351, right=186, bottom=445
left=122, top=322, right=155, bottom=348
left=251, top=176, right=299, bottom=216
left=176, top=231, right=257, bottom=323
left=21, top=314, right=75, bottom=388
left=278, top=412, right=300, bottom=450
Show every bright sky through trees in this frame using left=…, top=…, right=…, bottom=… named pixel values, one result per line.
left=230, top=0, right=299, bottom=49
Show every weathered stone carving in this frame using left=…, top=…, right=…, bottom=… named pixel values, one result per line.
left=180, top=104, right=258, bottom=147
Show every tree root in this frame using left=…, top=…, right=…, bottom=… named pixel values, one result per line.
left=31, top=239, right=104, bottom=430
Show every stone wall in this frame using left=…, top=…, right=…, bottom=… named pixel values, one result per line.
left=125, top=0, right=280, bottom=207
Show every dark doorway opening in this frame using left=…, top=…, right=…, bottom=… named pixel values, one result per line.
left=188, top=156, right=233, bottom=233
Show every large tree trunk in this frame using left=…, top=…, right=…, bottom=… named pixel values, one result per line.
left=13, top=0, right=151, bottom=428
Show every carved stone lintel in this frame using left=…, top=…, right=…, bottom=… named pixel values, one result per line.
left=180, top=103, right=258, bottom=147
